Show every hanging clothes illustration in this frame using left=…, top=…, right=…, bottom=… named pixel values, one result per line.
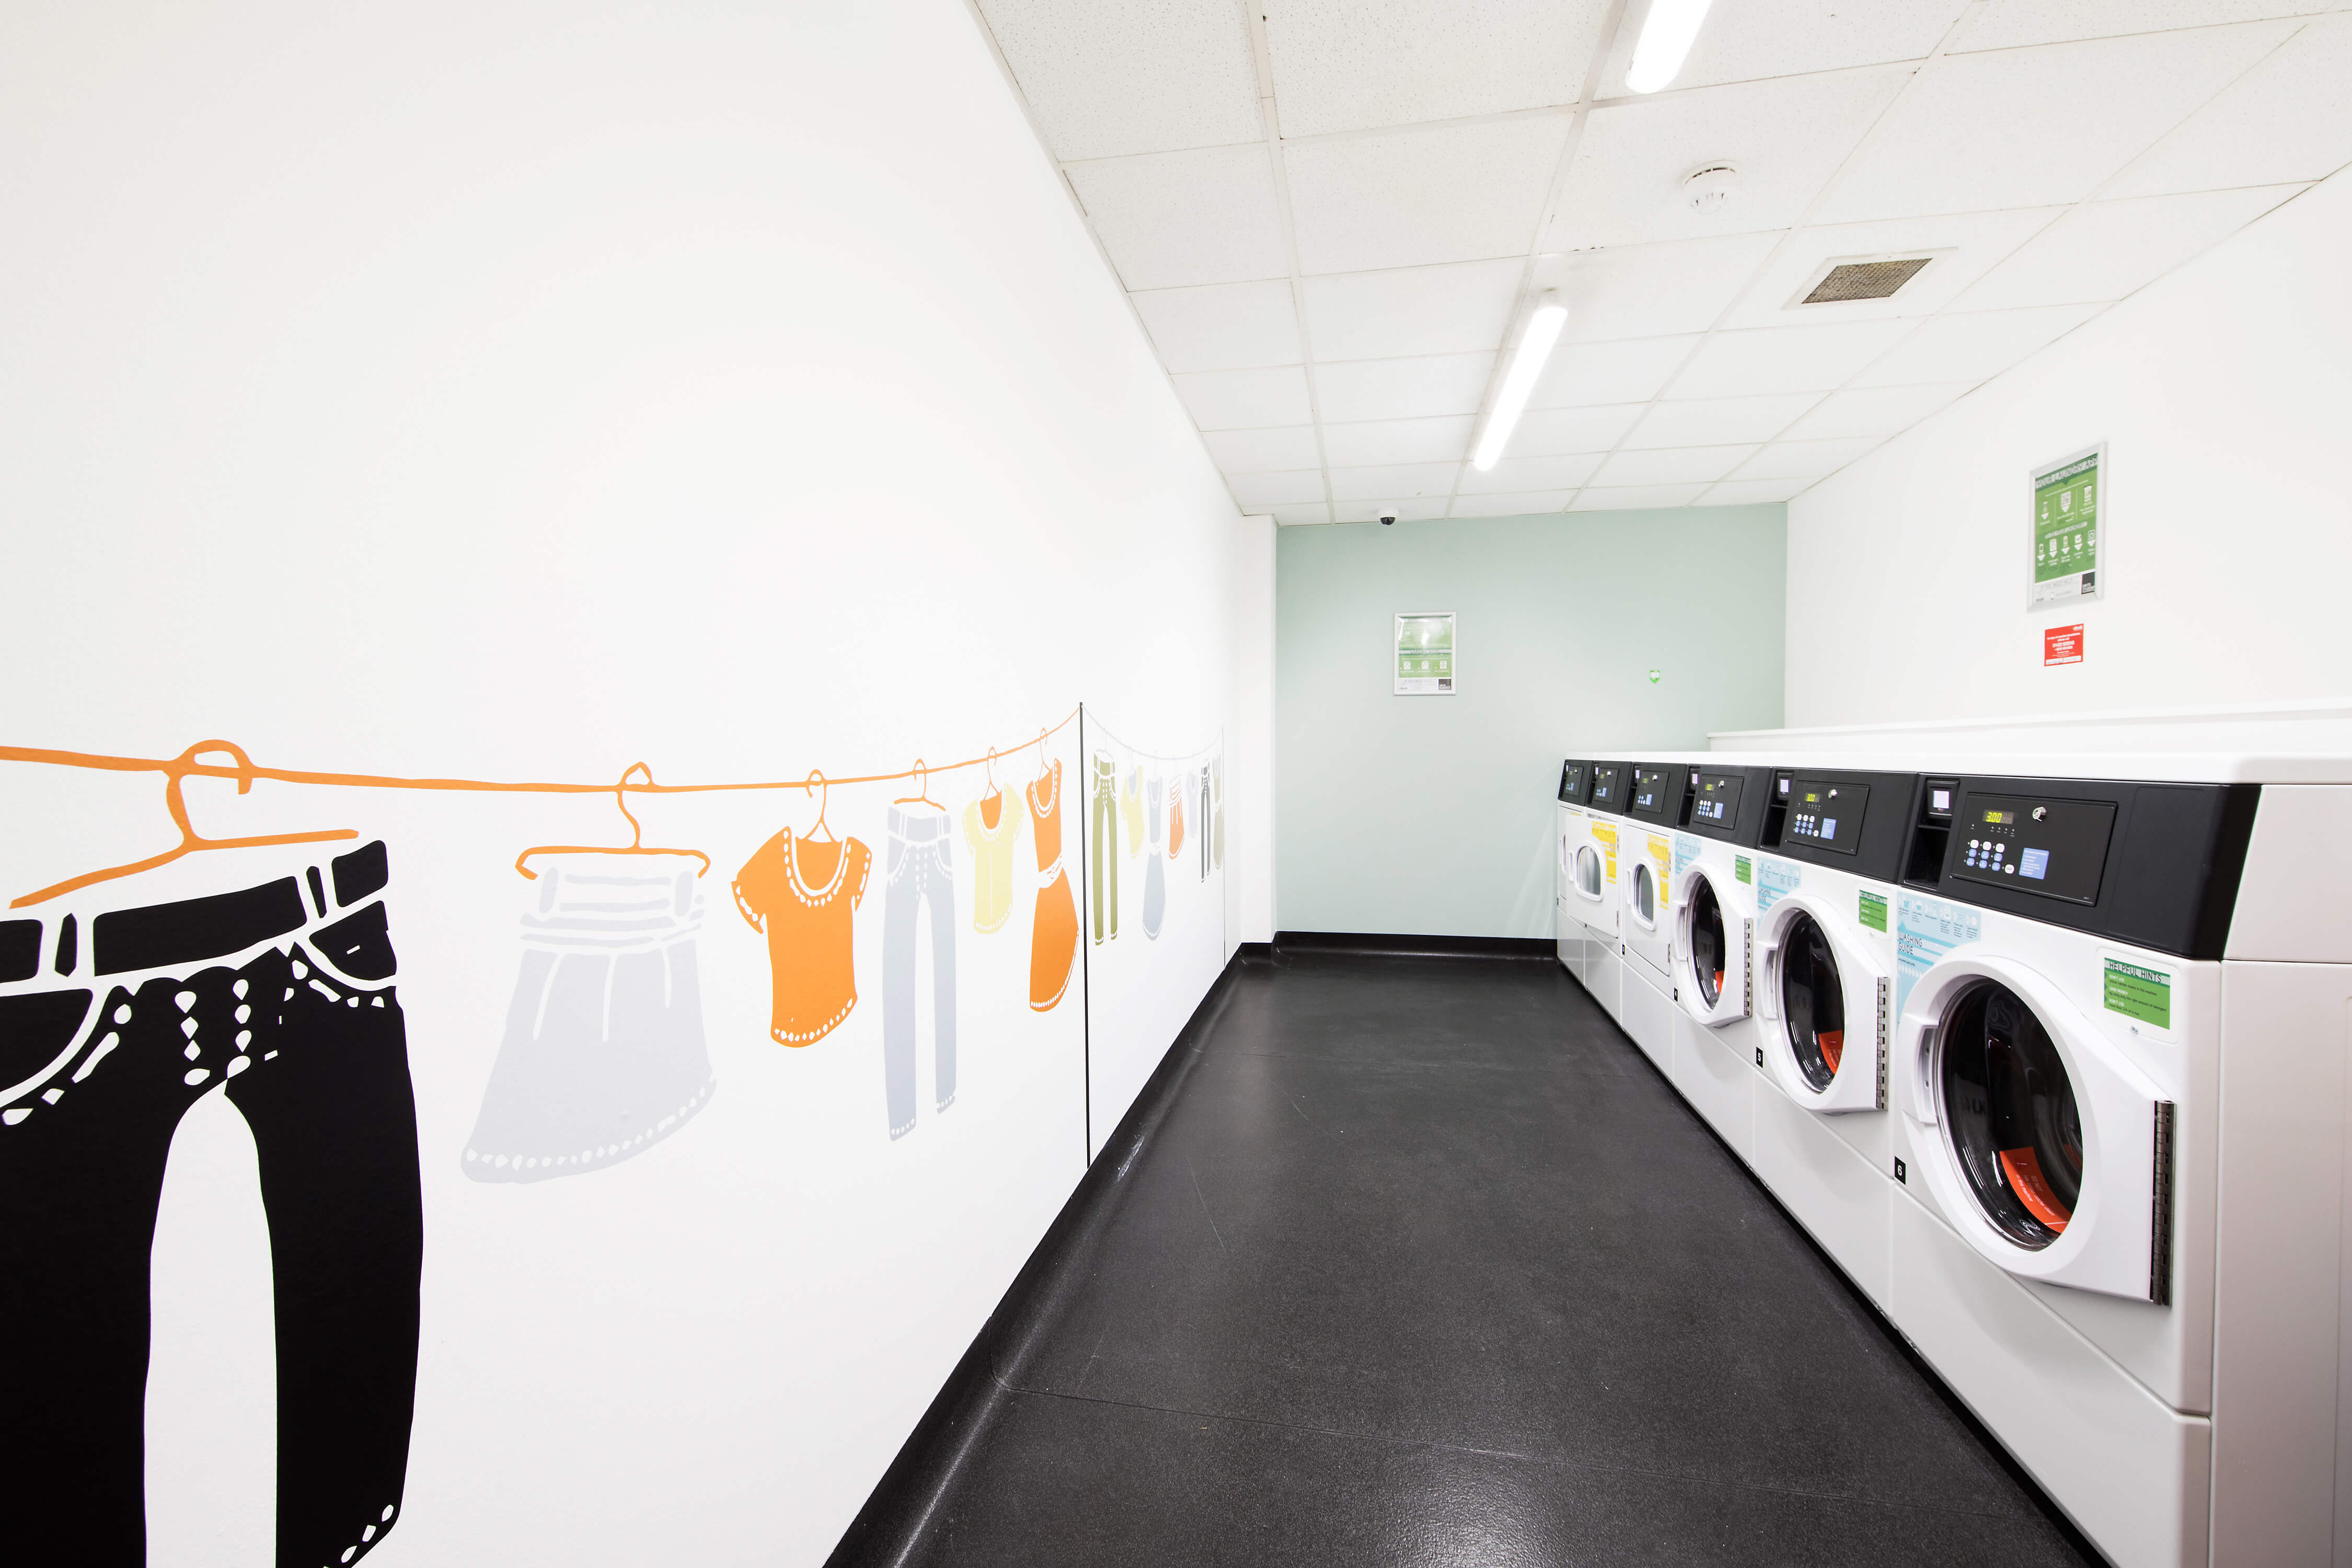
left=1089, top=752, right=1119, bottom=946
left=1026, top=757, right=1078, bottom=1010
left=735, top=773, right=872, bottom=1045
left=1197, top=765, right=1212, bottom=882
left=883, top=766, right=955, bottom=1140
left=1121, top=764, right=1144, bottom=857
left=1, top=825, right=421, bottom=1568
left=466, top=767, right=714, bottom=1182
left=1142, top=769, right=1167, bottom=940
left=1212, top=755, right=1226, bottom=871
left=962, top=772, right=1028, bottom=934
left=1167, top=775, right=1186, bottom=861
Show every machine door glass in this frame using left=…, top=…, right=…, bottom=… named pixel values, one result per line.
left=1940, top=979, right=2081, bottom=1249
left=1689, top=877, right=1727, bottom=1007
left=1630, top=861, right=1657, bottom=928
left=1778, top=912, right=1846, bottom=1091
left=1575, top=845, right=1602, bottom=900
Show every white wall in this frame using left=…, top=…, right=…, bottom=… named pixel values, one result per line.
left=1785, top=168, right=2352, bottom=728
left=0, top=3, right=1262, bottom=1564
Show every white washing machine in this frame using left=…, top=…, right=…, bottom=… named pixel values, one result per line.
left=1614, top=760, right=1685, bottom=1076
left=1579, top=759, right=1633, bottom=1025
left=1855, top=756, right=2352, bottom=1568
left=1663, top=759, right=1774, bottom=1162
left=1554, top=759, right=1606, bottom=995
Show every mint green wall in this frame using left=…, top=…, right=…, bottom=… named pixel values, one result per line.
left=1276, top=507, right=1786, bottom=939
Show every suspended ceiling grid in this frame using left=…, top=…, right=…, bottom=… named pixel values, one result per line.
left=971, top=0, right=2352, bottom=523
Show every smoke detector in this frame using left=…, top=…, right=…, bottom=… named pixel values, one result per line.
left=1789, top=250, right=1952, bottom=307
left=1682, top=164, right=1738, bottom=214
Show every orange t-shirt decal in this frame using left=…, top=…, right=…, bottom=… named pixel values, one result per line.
left=733, top=828, right=872, bottom=1045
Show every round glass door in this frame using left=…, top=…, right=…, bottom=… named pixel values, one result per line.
left=1688, top=877, right=1726, bottom=1007
left=1939, top=979, right=2081, bottom=1249
left=1630, top=862, right=1656, bottom=927
left=1778, top=911, right=1845, bottom=1090
left=1575, top=845, right=1601, bottom=898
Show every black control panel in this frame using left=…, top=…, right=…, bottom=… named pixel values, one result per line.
left=1589, top=762, right=1627, bottom=814
left=1557, top=759, right=1591, bottom=806
left=1783, top=777, right=1869, bottom=856
left=1680, top=765, right=1773, bottom=847
left=1625, top=762, right=1685, bottom=825
left=1951, top=792, right=2116, bottom=905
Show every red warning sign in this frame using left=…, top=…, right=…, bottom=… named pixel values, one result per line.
left=2044, top=624, right=2085, bottom=666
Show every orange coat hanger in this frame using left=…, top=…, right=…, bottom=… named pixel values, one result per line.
left=515, top=763, right=711, bottom=880
left=800, top=769, right=837, bottom=844
left=982, top=747, right=1000, bottom=804
left=13, top=740, right=359, bottom=909
left=892, top=759, right=942, bottom=810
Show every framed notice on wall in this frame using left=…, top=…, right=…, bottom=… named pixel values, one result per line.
left=2030, top=444, right=2104, bottom=609
left=1394, top=612, right=1455, bottom=695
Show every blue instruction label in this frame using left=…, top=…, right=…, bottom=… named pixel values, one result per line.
left=1756, top=858, right=1801, bottom=913
left=1896, top=894, right=1981, bottom=1013
left=1673, top=834, right=1704, bottom=878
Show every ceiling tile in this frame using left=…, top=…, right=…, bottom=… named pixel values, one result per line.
left=1066, top=145, right=1288, bottom=290
left=1328, top=461, right=1462, bottom=500
left=1460, top=453, right=1606, bottom=492
left=1956, top=186, right=2304, bottom=312
left=1782, top=382, right=1971, bottom=441
left=1569, top=485, right=1710, bottom=511
left=1730, top=437, right=1883, bottom=480
left=1227, top=469, right=1329, bottom=507
left=1130, top=280, right=1303, bottom=373
left=1203, top=424, right=1323, bottom=471
left=1288, top=117, right=1570, bottom=274
left=1623, top=394, right=1821, bottom=449
left=1513, top=402, right=1647, bottom=454
left=977, top=0, right=1265, bottom=160
left=1717, top=207, right=2063, bottom=330
left=1271, top=504, right=1335, bottom=525
left=1594, top=445, right=1759, bottom=486
left=1173, top=365, right=1316, bottom=429
left=1539, top=233, right=1786, bottom=343
left=1956, top=1, right=2324, bottom=53
left=1527, top=337, right=1699, bottom=408
left=1262, top=0, right=1611, bottom=138
left=1701, top=478, right=1812, bottom=505
left=2104, top=18, right=2352, bottom=197
left=1849, top=303, right=2102, bottom=386
left=1667, top=320, right=1916, bottom=399
left=1302, top=259, right=1526, bottom=360
left=1334, top=499, right=1449, bottom=523
left=1813, top=26, right=2296, bottom=224
left=1594, top=1, right=1962, bottom=95
left=1542, top=69, right=1908, bottom=251
left=1450, top=490, right=1577, bottom=517
left=1321, top=414, right=1474, bottom=466
left=1313, top=353, right=1495, bottom=421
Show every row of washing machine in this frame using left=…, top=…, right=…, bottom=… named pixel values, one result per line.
left=1552, top=752, right=2352, bottom=1568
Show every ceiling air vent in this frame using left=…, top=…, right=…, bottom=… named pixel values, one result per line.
left=1788, top=251, right=1950, bottom=309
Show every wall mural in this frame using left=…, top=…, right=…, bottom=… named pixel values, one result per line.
left=0, top=708, right=1221, bottom=1563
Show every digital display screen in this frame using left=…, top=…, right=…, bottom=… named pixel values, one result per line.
left=1983, top=809, right=2013, bottom=825
left=1953, top=792, right=2116, bottom=905
left=1783, top=778, right=1866, bottom=856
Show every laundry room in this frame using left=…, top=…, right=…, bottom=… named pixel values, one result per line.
left=2, top=4, right=2347, bottom=1566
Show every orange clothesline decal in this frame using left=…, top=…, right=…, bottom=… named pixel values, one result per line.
left=1, top=709, right=1079, bottom=909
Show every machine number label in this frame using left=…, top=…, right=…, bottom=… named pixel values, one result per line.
left=2103, top=958, right=2173, bottom=1031
left=1858, top=890, right=1888, bottom=932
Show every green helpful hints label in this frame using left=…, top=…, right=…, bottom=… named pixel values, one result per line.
left=2104, top=958, right=2172, bottom=1030
left=1735, top=855, right=1752, bottom=885
left=1859, top=891, right=1888, bottom=932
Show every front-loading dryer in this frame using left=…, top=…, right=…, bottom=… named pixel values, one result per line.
left=1554, top=759, right=1604, bottom=992
left=1614, top=760, right=1686, bottom=1075
left=1662, top=760, right=1773, bottom=1160
left=1579, top=759, right=1633, bottom=1024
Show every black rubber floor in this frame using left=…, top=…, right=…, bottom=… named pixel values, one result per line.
left=897, top=953, right=2098, bottom=1567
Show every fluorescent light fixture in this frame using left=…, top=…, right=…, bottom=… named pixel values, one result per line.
left=1471, top=294, right=1566, bottom=472
left=1625, top=0, right=1714, bottom=93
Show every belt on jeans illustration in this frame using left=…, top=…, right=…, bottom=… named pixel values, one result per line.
left=0, top=839, right=422, bottom=1568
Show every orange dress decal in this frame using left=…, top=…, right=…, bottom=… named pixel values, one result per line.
left=733, top=828, right=872, bottom=1045
left=1167, top=777, right=1185, bottom=860
left=1026, top=762, right=1078, bottom=1012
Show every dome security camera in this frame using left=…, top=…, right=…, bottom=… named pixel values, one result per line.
left=1378, top=513, right=1397, bottom=526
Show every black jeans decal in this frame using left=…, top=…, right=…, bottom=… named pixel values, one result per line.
left=0, top=844, right=422, bottom=1567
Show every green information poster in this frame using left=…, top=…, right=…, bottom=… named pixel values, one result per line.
left=1394, top=612, right=1456, bottom=695
left=2030, top=444, right=2104, bottom=609
left=2103, top=957, right=2172, bottom=1030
